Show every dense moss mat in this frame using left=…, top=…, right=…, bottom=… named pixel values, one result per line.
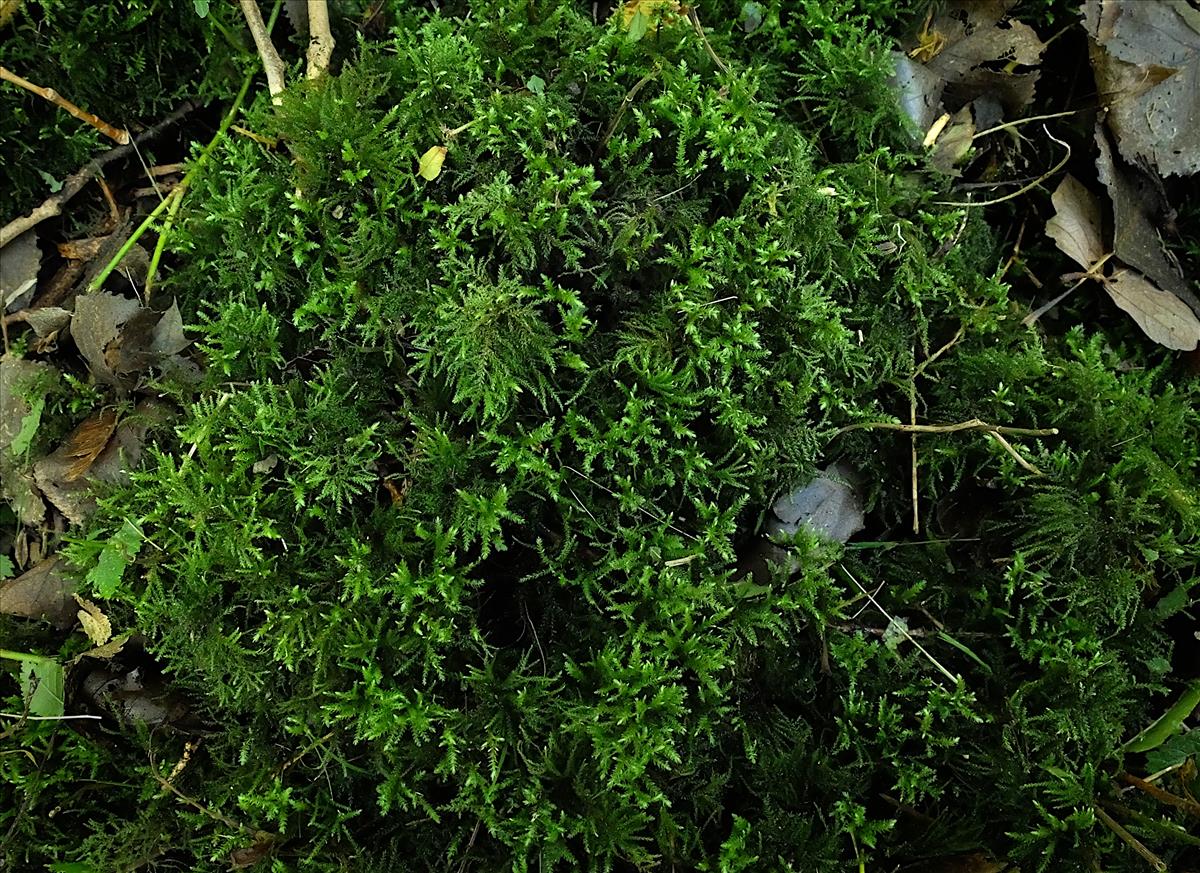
left=3, top=2, right=1199, bottom=871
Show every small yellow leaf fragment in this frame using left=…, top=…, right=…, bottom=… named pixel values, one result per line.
left=74, top=593, right=112, bottom=646
left=81, top=632, right=131, bottom=661
left=417, top=145, right=448, bottom=181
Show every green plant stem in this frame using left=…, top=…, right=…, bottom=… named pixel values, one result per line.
left=90, top=0, right=281, bottom=295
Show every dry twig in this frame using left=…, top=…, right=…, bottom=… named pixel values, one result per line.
left=306, top=0, right=335, bottom=79
left=239, top=0, right=287, bottom=104
left=0, top=102, right=193, bottom=248
left=0, top=65, right=128, bottom=144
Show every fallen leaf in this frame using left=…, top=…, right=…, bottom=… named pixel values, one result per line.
left=892, top=53, right=946, bottom=135
left=149, top=299, right=189, bottom=356
left=63, top=409, right=119, bottom=481
left=1, top=229, right=40, bottom=312
left=1085, top=0, right=1200, bottom=176
left=1105, top=269, right=1200, bottom=350
left=929, top=105, right=975, bottom=175
left=0, top=356, right=51, bottom=452
left=417, top=145, right=448, bottom=181
left=230, top=833, right=279, bottom=869
left=81, top=668, right=191, bottom=727
left=1094, top=127, right=1200, bottom=313
left=73, top=593, right=112, bottom=646
left=622, top=0, right=682, bottom=40
left=71, top=292, right=142, bottom=385
left=911, top=0, right=1046, bottom=116
left=767, top=461, right=866, bottom=546
left=34, top=401, right=160, bottom=524
left=23, top=306, right=72, bottom=338
left=56, top=235, right=109, bottom=261
left=1045, top=175, right=1107, bottom=270
left=0, top=557, right=76, bottom=626
left=78, top=632, right=131, bottom=662
left=1, top=466, right=45, bottom=527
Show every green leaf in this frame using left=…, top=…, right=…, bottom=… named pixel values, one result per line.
left=1125, top=680, right=1200, bottom=753
left=525, top=75, right=545, bottom=96
left=0, top=554, right=13, bottom=579
left=1144, top=729, right=1200, bottom=773
left=11, top=395, right=44, bottom=457
left=20, top=658, right=65, bottom=718
left=37, top=169, right=64, bottom=193
left=86, top=520, right=144, bottom=598
left=627, top=9, right=649, bottom=42
left=192, top=0, right=209, bottom=17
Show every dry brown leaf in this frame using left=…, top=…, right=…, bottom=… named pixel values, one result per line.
left=1085, top=0, right=1200, bottom=176
left=63, top=408, right=119, bottom=481
left=1045, top=175, right=1107, bottom=270
left=57, top=235, right=109, bottom=261
left=913, top=0, right=1046, bottom=116
left=417, top=145, right=447, bottom=181
left=1, top=228, right=40, bottom=312
left=930, top=105, right=975, bottom=175
left=0, top=556, right=76, bottom=626
left=1105, top=269, right=1200, bottom=350
left=73, top=593, right=112, bottom=645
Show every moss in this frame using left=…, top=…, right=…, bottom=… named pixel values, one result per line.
left=3, top=2, right=1198, bottom=872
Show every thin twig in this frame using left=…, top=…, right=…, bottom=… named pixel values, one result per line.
left=1118, top=772, right=1200, bottom=819
left=835, top=418, right=1058, bottom=438
left=598, top=65, right=660, bottom=153
left=838, top=564, right=960, bottom=685
left=0, top=102, right=194, bottom=248
left=987, top=431, right=1045, bottom=476
left=0, top=65, right=128, bottom=143
left=934, top=127, right=1070, bottom=207
left=0, top=712, right=101, bottom=721
left=306, top=0, right=335, bottom=79
left=688, top=8, right=729, bottom=74
left=1094, top=804, right=1167, bottom=872
left=240, top=0, right=287, bottom=104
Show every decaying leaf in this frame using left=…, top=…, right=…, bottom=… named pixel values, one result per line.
left=63, top=409, right=119, bottom=481
left=417, top=145, right=448, bottom=181
left=1045, top=175, right=1106, bottom=270
left=929, top=105, right=976, bottom=175
left=908, top=0, right=1046, bottom=116
left=71, top=293, right=192, bottom=387
left=1104, top=269, right=1200, bottom=351
left=1085, top=0, right=1200, bottom=176
left=0, top=355, right=51, bottom=453
left=1094, top=126, right=1199, bottom=313
left=71, top=292, right=142, bottom=385
left=1, top=228, right=40, bottom=312
left=34, top=401, right=161, bottom=524
left=78, top=632, right=131, bottom=661
left=23, top=305, right=72, bottom=338
left=0, top=556, right=76, bottom=627
left=81, top=667, right=191, bottom=727
left=74, top=593, right=113, bottom=646
left=892, top=53, right=946, bottom=134
left=767, top=461, right=866, bottom=546
left=57, top=235, right=109, bottom=261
